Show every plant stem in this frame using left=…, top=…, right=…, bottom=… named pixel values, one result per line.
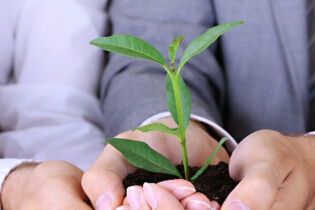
left=170, top=73, right=190, bottom=180
left=180, top=138, right=190, bottom=180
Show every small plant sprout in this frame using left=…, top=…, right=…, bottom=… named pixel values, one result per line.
left=90, top=21, right=244, bottom=182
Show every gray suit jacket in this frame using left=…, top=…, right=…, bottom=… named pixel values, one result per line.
left=101, top=0, right=314, bottom=141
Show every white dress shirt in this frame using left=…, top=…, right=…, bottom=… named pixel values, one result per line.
left=0, top=0, right=109, bottom=207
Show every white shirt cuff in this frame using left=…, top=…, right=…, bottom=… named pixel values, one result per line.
left=0, top=159, right=37, bottom=210
left=305, top=131, right=315, bottom=136
left=140, top=112, right=238, bottom=153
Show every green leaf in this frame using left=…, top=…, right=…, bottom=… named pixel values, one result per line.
left=168, top=35, right=185, bottom=63
left=134, top=122, right=180, bottom=137
left=190, top=137, right=229, bottom=182
left=105, top=138, right=182, bottom=178
left=178, top=21, right=244, bottom=72
left=165, top=74, right=191, bottom=129
left=90, top=35, right=167, bottom=67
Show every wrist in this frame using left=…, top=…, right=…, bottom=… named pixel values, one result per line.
left=1, top=163, right=39, bottom=210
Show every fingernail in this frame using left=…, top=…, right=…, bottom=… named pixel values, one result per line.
left=143, top=182, right=157, bottom=209
left=127, top=186, right=141, bottom=210
left=228, top=200, right=250, bottom=210
left=185, top=199, right=211, bottom=210
left=172, top=186, right=196, bottom=200
left=210, top=201, right=220, bottom=210
left=116, top=206, right=128, bottom=210
left=96, top=194, right=112, bottom=210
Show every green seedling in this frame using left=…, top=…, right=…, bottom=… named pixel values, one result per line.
left=90, top=21, right=243, bottom=182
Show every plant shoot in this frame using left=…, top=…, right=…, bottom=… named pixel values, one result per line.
left=90, top=20, right=244, bottom=181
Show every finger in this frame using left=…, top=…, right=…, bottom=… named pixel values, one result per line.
left=126, top=185, right=151, bottom=210
left=117, top=197, right=131, bottom=210
left=143, top=183, right=184, bottom=210
left=123, top=196, right=129, bottom=205
left=47, top=175, right=92, bottom=210
left=158, top=180, right=219, bottom=209
left=181, top=192, right=212, bottom=210
left=82, top=144, right=136, bottom=209
left=210, top=201, right=221, bottom=210
left=223, top=153, right=290, bottom=209
left=222, top=169, right=278, bottom=210
left=222, top=131, right=298, bottom=210
left=270, top=167, right=309, bottom=210
left=222, top=166, right=309, bottom=210
left=157, top=179, right=196, bottom=200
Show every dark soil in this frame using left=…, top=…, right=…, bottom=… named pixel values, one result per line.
left=123, top=161, right=238, bottom=205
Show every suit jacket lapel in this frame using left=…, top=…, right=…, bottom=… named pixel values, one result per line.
left=269, top=0, right=308, bottom=105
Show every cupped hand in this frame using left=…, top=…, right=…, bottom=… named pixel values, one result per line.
left=82, top=117, right=229, bottom=209
left=1, top=160, right=92, bottom=210
left=221, top=130, right=315, bottom=210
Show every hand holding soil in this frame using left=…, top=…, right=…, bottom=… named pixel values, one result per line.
left=82, top=117, right=229, bottom=209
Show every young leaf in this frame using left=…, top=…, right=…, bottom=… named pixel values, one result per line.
left=165, top=74, right=191, bottom=129
left=134, top=122, right=180, bottom=137
left=190, top=137, right=228, bottom=182
left=168, top=35, right=185, bottom=63
left=178, top=21, right=244, bottom=72
left=90, top=35, right=167, bottom=68
left=106, top=138, right=182, bottom=178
